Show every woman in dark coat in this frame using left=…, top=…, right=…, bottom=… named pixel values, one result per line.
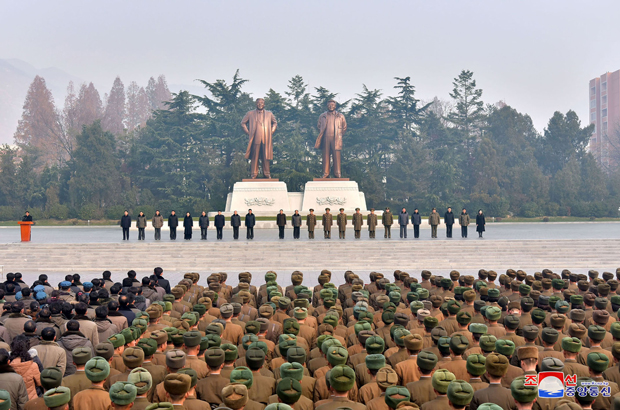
left=476, top=209, right=486, bottom=238
left=183, top=212, right=193, bottom=240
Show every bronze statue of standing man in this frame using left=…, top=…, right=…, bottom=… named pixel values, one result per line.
left=315, top=99, right=347, bottom=178
left=242, top=98, right=277, bottom=179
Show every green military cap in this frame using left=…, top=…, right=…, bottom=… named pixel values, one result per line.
left=495, top=339, right=515, bottom=356
left=109, top=381, right=137, bottom=405
left=504, top=314, right=520, bottom=330
left=286, top=346, right=306, bottom=364
left=479, top=334, right=497, bottom=352
left=246, top=347, right=266, bottom=369
left=555, top=301, right=570, bottom=314
left=485, top=353, right=509, bottom=377
left=108, top=333, right=126, bottom=349
left=376, top=367, right=398, bottom=389
left=468, top=323, right=487, bottom=335
left=264, top=405, right=292, bottom=410
left=44, top=387, right=70, bottom=408
left=283, top=318, right=300, bottom=335
left=487, top=288, right=500, bottom=298
left=569, top=323, right=587, bottom=339
left=166, top=349, right=186, bottom=369
left=561, top=337, right=582, bottom=353
left=323, top=315, right=338, bottom=327
left=72, top=347, right=92, bottom=365
left=587, top=351, right=609, bottom=372
left=244, top=321, right=260, bottom=334
left=199, top=336, right=210, bottom=352
left=417, top=351, right=438, bottom=371
left=541, top=357, right=564, bottom=372
left=132, top=317, right=148, bottom=330
left=410, top=301, right=424, bottom=315
left=0, top=390, right=8, bottom=410
left=249, top=341, right=268, bottom=356
left=354, top=322, right=371, bottom=335
left=477, top=405, right=503, bottom=410
left=448, top=380, right=474, bottom=407
left=192, top=304, right=207, bottom=316
left=176, top=369, right=198, bottom=391
left=40, top=367, right=64, bottom=390
left=385, top=386, right=410, bottom=409
left=221, top=343, right=238, bottom=362
left=205, top=323, right=223, bottom=336
left=406, top=292, right=419, bottom=303
left=570, top=294, right=584, bottom=305
left=423, top=316, right=438, bottom=329
left=183, top=330, right=202, bottom=348
left=366, top=336, right=385, bottom=354
left=404, top=334, right=424, bottom=351
left=276, top=378, right=302, bottom=404
left=130, top=326, right=142, bottom=340
left=122, top=347, right=144, bottom=368
left=511, top=376, right=538, bottom=404
left=327, top=346, right=348, bottom=366
left=446, top=300, right=461, bottom=315
left=588, top=325, right=607, bottom=342
left=531, top=308, right=546, bottom=325
left=575, top=378, right=597, bottom=404
left=522, top=325, right=539, bottom=340
left=181, top=313, right=197, bottom=327
left=137, top=338, right=157, bottom=357
left=95, top=342, right=115, bottom=360
left=366, top=354, right=386, bottom=370
left=164, top=373, right=191, bottom=396
left=551, top=278, right=565, bottom=290
left=164, top=327, right=178, bottom=342
left=280, top=338, right=298, bottom=357
left=280, top=362, right=304, bottom=381
left=612, top=343, right=620, bottom=361
left=456, top=311, right=472, bottom=325
left=128, top=367, right=153, bottom=395
left=569, top=309, right=586, bottom=322
left=329, top=365, right=356, bottom=392
left=222, top=383, right=249, bottom=410
left=320, top=337, right=339, bottom=354
left=438, top=336, right=451, bottom=356
left=611, top=322, right=620, bottom=339
left=84, top=356, right=110, bottom=382
left=416, top=288, right=429, bottom=299
left=393, top=328, right=411, bottom=347
left=449, top=334, right=469, bottom=355
left=432, top=369, right=456, bottom=394
left=466, top=354, right=486, bottom=376
left=550, top=313, right=567, bottom=328
left=230, top=366, right=253, bottom=388
left=121, top=327, right=134, bottom=344
left=541, top=328, right=559, bottom=344
left=388, top=291, right=401, bottom=305
left=358, top=310, right=374, bottom=323
left=485, top=306, right=501, bottom=321
left=293, top=307, right=308, bottom=320
left=518, top=283, right=531, bottom=295
left=382, top=310, right=395, bottom=324
left=163, top=294, right=175, bottom=302
left=205, top=348, right=225, bottom=368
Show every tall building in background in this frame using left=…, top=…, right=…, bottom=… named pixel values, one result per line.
left=589, top=70, right=620, bottom=170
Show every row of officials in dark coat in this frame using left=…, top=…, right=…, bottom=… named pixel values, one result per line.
left=2, top=266, right=620, bottom=410
left=119, top=208, right=488, bottom=241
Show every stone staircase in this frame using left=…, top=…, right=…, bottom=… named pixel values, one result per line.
left=1, top=239, right=618, bottom=286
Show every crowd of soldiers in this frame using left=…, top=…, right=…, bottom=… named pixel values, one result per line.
left=0, top=267, right=620, bottom=410
left=117, top=207, right=487, bottom=241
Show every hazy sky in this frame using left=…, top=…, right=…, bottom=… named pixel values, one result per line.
left=3, top=0, right=620, bottom=132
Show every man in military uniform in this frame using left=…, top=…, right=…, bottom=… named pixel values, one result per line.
left=352, top=208, right=363, bottom=239
left=322, top=209, right=333, bottom=239
left=61, top=347, right=92, bottom=407
left=72, top=357, right=111, bottom=410
left=127, top=368, right=153, bottom=410
left=195, top=348, right=228, bottom=404
left=337, top=208, right=347, bottom=239
left=315, top=365, right=366, bottom=410
left=183, top=331, right=209, bottom=379
left=509, top=377, right=537, bottom=410
left=447, top=380, right=474, bottom=410
left=405, top=352, right=438, bottom=406
left=306, top=209, right=317, bottom=239
left=163, top=373, right=192, bottom=409
left=382, top=207, right=393, bottom=239
left=367, top=209, right=377, bottom=239
left=469, top=353, right=514, bottom=410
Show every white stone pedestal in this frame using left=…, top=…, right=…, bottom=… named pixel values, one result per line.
left=225, top=181, right=291, bottom=213
left=301, top=180, right=367, bottom=212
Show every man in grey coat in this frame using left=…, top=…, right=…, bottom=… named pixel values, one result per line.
left=412, top=208, right=422, bottom=239
left=398, top=208, right=409, bottom=239
left=292, top=210, right=302, bottom=239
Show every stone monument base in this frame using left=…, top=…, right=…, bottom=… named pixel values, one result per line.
left=221, top=179, right=367, bottom=217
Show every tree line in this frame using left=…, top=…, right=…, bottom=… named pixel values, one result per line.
left=0, top=70, right=618, bottom=221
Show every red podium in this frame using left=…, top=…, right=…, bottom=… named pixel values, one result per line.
left=18, top=221, right=33, bottom=242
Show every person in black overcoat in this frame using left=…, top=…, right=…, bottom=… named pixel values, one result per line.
left=214, top=211, right=226, bottom=240
left=444, top=207, right=455, bottom=238
left=168, top=210, right=179, bottom=240
left=476, top=209, right=486, bottom=238
left=199, top=211, right=210, bottom=240
left=276, top=209, right=287, bottom=239
left=230, top=211, right=241, bottom=240
left=245, top=209, right=256, bottom=240
left=183, top=212, right=193, bottom=240
left=120, top=210, right=131, bottom=240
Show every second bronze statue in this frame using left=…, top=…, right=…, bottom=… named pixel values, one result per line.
left=315, top=99, right=347, bottom=178
left=241, top=98, right=277, bottom=179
